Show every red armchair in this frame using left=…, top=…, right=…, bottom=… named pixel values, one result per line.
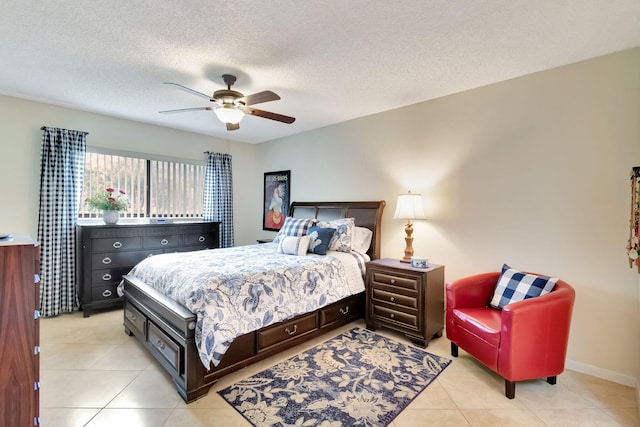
left=445, top=272, right=575, bottom=399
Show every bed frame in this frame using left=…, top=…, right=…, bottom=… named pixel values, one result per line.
left=121, top=200, right=385, bottom=402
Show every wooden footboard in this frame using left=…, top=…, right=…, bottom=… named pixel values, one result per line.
left=122, top=274, right=364, bottom=402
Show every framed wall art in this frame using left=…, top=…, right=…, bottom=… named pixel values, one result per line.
left=263, top=170, right=290, bottom=231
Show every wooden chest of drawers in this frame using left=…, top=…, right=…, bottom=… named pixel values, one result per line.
left=0, top=235, right=40, bottom=425
left=78, top=222, right=220, bottom=317
left=365, top=258, right=444, bottom=347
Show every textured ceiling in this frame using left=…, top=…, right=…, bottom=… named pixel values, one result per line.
left=1, top=1, right=639, bottom=144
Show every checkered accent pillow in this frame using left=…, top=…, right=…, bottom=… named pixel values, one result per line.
left=272, top=217, right=317, bottom=243
left=489, top=264, right=558, bottom=310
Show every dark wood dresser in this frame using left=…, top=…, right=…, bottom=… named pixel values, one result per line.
left=365, top=258, right=445, bottom=347
left=0, top=234, right=40, bottom=426
left=77, top=222, right=220, bottom=317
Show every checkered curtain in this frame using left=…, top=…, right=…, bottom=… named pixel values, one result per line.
left=37, top=127, right=87, bottom=317
left=203, top=152, right=234, bottom=248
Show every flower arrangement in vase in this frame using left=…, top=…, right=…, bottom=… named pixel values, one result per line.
left=85, top=187, right=128, bottom=224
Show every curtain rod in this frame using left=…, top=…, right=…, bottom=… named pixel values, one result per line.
left=41, top=126, right=89, bottom=135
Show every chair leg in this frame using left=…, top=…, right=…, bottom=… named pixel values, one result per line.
left=505, top=380, right=516, bottom=399
left=451, top=342, right=458, bottom=357
left=547, top=376, right=557, bottom=385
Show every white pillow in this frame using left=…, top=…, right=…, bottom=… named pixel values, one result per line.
left=277, top=235, right=310, bottom=256
left=352, top=226, right=373, bottom=254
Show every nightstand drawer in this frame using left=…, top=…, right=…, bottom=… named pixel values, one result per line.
left=371, top=271, right=418, bottom=291
left=371, top=304, right=418, bottom=329
left=371, top=288, right=417, bottom=309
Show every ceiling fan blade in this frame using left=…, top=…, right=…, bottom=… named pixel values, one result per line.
left=244, top=107, right=295, bottom=124
left=163, top=82, right=211, bottom=100
left=226, top=122, right=240, bottom=131
left=241, top=90, right=280, bottom=106
left=159, top=107, right=213, bottom=114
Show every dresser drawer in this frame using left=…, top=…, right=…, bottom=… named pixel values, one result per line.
left=124, top=303, right=146, bottom=337
left=92, top=237, right=142, bottom=252
left=371, top=288, right=417, bottom=309
left=257, top=313, right=317, bottom=351
left=91, top=249, right=161, bottom=269
left=143, top=235, right=183, bottom=249
left=148, top=322, right=181, bottom=371
left=371, top=271, right=419, bottom=291
left=320, top=295, right=363, bottom=327
left=371, top=304, right=418, bottom=330
left=91, top=283, right=122, bottom=302
left=91, top=267, right=131, bottom=285
left=184, top=231, right=218, bottom=248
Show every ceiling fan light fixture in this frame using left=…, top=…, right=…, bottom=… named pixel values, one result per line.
left=214, top=105, right=244, bottom=124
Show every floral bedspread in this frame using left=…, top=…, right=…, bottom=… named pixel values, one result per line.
left=124, top=243, right=366, bottom=368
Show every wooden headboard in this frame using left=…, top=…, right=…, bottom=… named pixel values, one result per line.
left=289, top=200, right=386, bottom=260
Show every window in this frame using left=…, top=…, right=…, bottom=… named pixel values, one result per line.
left=80, top=149, right=205, bottom=219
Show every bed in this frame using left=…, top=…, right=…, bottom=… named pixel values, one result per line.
left=120, top=200, right=385, bottom=402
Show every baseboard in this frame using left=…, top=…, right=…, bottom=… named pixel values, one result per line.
left=565, top=359, right=637, bottom=388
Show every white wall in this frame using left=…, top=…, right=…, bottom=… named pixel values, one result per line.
left=256, top=48, right=640, bottom=385
left=0, top=96, right=260, bottom=245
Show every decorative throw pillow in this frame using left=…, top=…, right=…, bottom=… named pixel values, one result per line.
left=277, top=235, right=310, bottom=256
left=352, top=226, right=373, bottom=254
left=317, top=217, right=355, bottom=252
left=489, top=264, right=558, bottom=310
left=307, top=226, right=336, bottom=255
left=272, top=217, right=317, bottom=244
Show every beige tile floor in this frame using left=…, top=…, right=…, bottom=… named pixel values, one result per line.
left=39, top=309, right=639, bottom=427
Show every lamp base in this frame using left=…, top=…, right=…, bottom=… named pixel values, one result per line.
left=400, top=222, right=414, bottom=263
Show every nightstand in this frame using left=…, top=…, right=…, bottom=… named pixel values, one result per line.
left=365, top=258, right=445, bottom=347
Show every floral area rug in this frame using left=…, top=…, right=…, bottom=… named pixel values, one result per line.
left=218, top=327, right=451, bottom=427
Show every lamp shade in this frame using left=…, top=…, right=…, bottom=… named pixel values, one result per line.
left=214, top=106, right=245, bottom=124
left=393, top=192, right=425, bottom=220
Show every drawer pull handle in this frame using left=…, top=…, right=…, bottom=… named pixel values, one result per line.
left=339, top=306, right=349, bottom=315
left=160, top=239, right=169, bottom=246
left=390, top=279, right=396, bottom=284
left=390, top=296, right=395, bottom=302
left=285, top=325, right=298, bottom=335
left=198, top=235, right=205, bottom=242
left=156, top=339, right=166, bottom=351
left=102, top=290, right=112, bottom=297
left=129, top=314, right=137, bottom=322
left=102, top=273, right=112, bottom=281
left=389, top=313, right=395, bottom=319
left=113, top=241, right=122, bottom=249
left=102, top=257, right=112, bottom=265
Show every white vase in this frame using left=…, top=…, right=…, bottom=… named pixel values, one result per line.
left=103, top=210, right=120, bottom=225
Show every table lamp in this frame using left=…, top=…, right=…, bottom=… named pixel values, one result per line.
left=393, top=191, right=425, bottom=263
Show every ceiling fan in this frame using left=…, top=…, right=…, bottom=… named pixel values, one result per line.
left=159, top=74, right=296, bottom=131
